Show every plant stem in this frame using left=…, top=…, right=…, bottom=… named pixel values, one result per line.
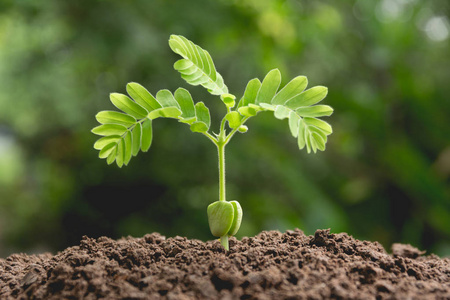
left=217, top=141, right=226, bottom=202
left=220, top=235, right=229, bottom=251
left=217, top=125, right=228, bottom=250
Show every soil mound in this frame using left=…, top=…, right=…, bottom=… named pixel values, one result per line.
left=1, top=229, right=449, bottom=299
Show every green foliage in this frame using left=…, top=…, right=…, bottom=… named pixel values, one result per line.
left=2, top=0, right=449, bottom=257
left=92, top=82, right=211, bottom=167
left=169, top=35, right=228, bottom=96
left=92, top=34, right=333, bottom=249
left=92, top=35, right=333, bottom=166
left=238, top=72, right=332, bottom=153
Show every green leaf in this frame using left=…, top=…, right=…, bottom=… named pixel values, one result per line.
left=256, top=69, right=281, bottom=104
left=174, top=59, right=194, bottom=72
left=131, top=123, right=142, bottom=156
left=123, top=132, right=132, bottom=165
left=169, top=35, right=228, bottom=95
left=92, top=124, right=128, bottom=136
left=174, top=88, right=196, bottom=119
left=272, top=76, right=308, bottom=105
left=285, top=86, right=328, bottom=109
left=238, top=106, right=257, bottom=117
left=126, top=82, right=162, bottom=111
left=190, top=122, right=209, bottom=133
left=94, top=135, right=121, bottom=150
left=99, top=142, right=117, bottom=159
left=294, top=117, right=331, bottom=154
left=238, top=78, right=261, bottom=107
left=312, top=132, right=326, bottom=152
left=274, top=105, right=291, bottom=120
left=95, top=111, right=136, bottom=126
left=156, top=90, right=180, bottom=108
left=106, top=147, right=117, bottom=165
left=303, top=117, right=332, bottom=135
left=297, top=119, right=306, bottom=150
left=221, top=93, right=236, bottom=108
left=148, top=107, right=182, bottom=120
left=259, top=103, right=276, bottom=111
left=116, top=139, right=125, bottom=168
left=141, top=119, right=153, bottom=152
left=225, top=111, right=242, bottom=129
left=296, top=105, right=334, bottom=118
left=288, top=111, right=300, bottom=138
left=178, top=117, right=197, bottom=125
left=110, top=93, right=148, bottom=119
left=194, top=102, right=210, bottom=129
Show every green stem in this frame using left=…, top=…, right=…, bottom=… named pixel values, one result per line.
left=217, top=119, right=228, bottom=250
left=203, top=131, right=218, bottom=144
left=224, top=116, right=250, bottom=144
left=217, top=142, right=226, bottom=202
left=220, top=235, right=229, bottom=250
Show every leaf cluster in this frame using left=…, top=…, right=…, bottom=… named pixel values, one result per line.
left=92, top=35, right=333, bottom=166
left=235, top=69, right=333, bottom=153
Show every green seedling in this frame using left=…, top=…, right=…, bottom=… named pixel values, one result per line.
left=92, top=35, right=334, bottom=250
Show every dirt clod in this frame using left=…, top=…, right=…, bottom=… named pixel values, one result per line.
left=1, top=229, right=449, bottom=299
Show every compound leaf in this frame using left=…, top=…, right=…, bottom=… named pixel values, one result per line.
left=169, top=35, right=228, bottom=95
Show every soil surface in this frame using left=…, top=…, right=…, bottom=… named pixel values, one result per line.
left=1, top=229, right=449, bottom=299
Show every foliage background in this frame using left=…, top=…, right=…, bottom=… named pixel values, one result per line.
left=0, top=0, right=449, bottom=257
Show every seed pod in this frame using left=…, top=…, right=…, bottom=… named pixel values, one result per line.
left=207, top=201, right=234, bottom=237
left=227, top=200, right=243, bottom=236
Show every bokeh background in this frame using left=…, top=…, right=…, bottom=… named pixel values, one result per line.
left=0, top=0, right=449, bottom=257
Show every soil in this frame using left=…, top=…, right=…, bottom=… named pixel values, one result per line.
left=1, top=229, right=449, bottom=299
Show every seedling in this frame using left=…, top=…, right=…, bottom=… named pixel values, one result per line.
left=92, top=35, right=333, bottom=250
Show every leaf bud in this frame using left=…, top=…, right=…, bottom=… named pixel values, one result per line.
left=238, top=125, right=248, bottom=133
left=220, top=93, right=236, bottom=108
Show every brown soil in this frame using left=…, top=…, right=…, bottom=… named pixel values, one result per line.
left=1, top=229, right=449, bottom=299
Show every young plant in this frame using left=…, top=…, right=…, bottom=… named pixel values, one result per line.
left=92, top=35, right=333, bottom=250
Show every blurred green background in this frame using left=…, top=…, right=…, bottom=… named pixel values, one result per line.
left=0, top=0, right=449, bottom=257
